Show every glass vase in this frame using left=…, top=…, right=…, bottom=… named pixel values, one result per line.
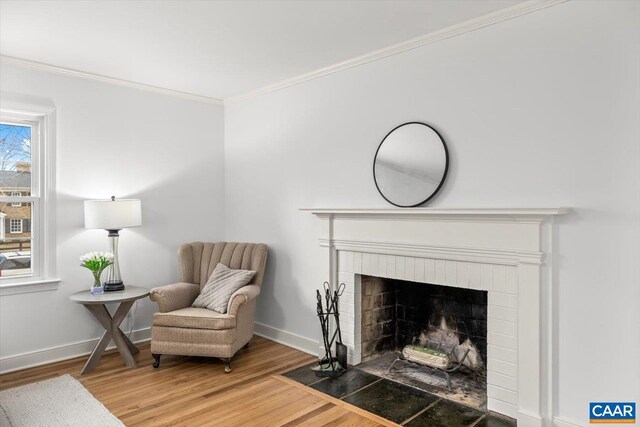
left=90, top=273, right=104, bottom=295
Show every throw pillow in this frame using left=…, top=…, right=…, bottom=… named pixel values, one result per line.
left=192, top=263, right=256, bottom=313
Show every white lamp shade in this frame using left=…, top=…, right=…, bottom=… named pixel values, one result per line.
left=84, top=199, right=142, bottom=229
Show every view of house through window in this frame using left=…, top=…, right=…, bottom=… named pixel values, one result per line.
left=0, top=123, right=33, bottom=278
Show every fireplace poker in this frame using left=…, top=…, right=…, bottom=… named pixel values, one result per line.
left=333, top=289, right=348, bottom=369
left=316, top=290, right=333, bottom=366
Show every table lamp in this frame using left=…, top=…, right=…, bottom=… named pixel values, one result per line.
left=84, top=196, right=142, bottom=292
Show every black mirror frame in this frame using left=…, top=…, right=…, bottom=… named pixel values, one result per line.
left=373, top=121, right=450, bottom=208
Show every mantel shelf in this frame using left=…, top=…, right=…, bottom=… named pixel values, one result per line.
left=301, top=207, right=569, bottom=220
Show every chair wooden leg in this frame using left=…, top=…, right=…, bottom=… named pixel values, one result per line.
left=221, top=357, right=232, bottom=373
left=152, top=353, right=161, bottom=368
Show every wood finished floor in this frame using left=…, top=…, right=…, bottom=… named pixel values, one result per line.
left=0, top=336, right=390, bottom=426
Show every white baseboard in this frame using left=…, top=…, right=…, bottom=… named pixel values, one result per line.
left=0, top=327, right=151, bottom=374
left=254, top=322, right=318, bottom=357
left=553, top=416, right=585, bottom=427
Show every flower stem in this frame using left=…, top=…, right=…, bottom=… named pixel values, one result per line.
left=93, top=271, right=101, bottom=287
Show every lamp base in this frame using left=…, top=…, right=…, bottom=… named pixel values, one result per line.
left=104, top=282, right=125, bottom=292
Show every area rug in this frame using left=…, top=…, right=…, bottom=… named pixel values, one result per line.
left=0, top=374, right=124, bottom=427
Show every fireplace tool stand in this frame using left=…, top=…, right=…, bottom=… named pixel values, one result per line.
left=314, top=282, right=347, bottom=378
left=387, top=339, right=471, bottom=390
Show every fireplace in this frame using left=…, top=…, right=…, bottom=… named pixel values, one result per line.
left=359, top=275, right=488, bottom=408
left=305, top=207, right=567, bottom=426
left=360, top=275, right=487, bottom=367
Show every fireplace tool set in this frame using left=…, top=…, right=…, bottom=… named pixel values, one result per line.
left=387, top=338, right=471, bottom=390
left=314, top=282, right=347, bottom=377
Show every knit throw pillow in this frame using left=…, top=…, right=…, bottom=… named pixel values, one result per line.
left=192, top=263, right=256, bottom=314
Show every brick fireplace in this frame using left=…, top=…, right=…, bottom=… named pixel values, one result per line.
left=305, top=208, right=567, bottom=427
left=359, top=275, right=487, bottom=369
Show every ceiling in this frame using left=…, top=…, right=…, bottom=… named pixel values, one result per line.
left=0, top=1, right=523, bottom=100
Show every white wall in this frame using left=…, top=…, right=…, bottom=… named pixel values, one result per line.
left=0, top=1, right=637, bottom=423
left=0, top=63, right=225, bottom=367
left=225, top=1, right=640, bottom=425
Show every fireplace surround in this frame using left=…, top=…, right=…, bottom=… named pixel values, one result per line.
left=305, top=208, right=567, bottom=427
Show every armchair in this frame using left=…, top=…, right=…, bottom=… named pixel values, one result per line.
left=149, top=242, right=268, bottom=372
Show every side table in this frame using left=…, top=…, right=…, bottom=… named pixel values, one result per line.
left=70, top=286, right=150, bottom=374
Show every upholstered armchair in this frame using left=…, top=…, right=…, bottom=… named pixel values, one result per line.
left=149, top=242, right=268, bottom=372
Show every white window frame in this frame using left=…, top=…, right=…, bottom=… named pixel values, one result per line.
left=9, top=219, right=23, bottom=234
left=0, top=97, right=58, bottom=295
left=10, top=192, right=22, bottom=207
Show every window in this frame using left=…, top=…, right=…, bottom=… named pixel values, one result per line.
left=9, top=219, right=22, bottom=234
left=0, top=99, right=57, bottom=293
left=10, top=192, right=22, bottom=207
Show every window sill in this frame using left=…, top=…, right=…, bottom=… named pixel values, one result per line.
left=0, top=278, right=61, bottom=296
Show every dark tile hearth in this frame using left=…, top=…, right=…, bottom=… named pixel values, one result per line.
left=343, top=378, right=439, bottom=424
left=282, top=363, right=517, bottom=427
left=282, top=362, right=324, bottom=386
left=405, top=398, right=483, bottom=427
left=310, top=367, right=380, bottom=398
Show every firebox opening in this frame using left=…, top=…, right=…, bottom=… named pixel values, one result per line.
left=359, top=275, right=488, bottom=408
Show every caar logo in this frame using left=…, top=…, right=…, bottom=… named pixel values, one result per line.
left=590, top=402, right=636, bottom=424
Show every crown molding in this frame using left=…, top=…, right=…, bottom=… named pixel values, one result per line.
left=1, top=0, right=566, bottom=106
left=225, top=0, right=567, bottom=104
left=0, top=55, right=224, bottom=106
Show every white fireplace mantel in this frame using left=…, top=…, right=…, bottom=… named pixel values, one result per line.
left=304, top=207, right=568, bottom=427
left=302, top=207, right=568, bottom=218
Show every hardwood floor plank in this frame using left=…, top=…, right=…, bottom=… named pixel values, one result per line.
left=298, top=405, right=354, bottom=426
left=278, top=402, right=334, bottom=427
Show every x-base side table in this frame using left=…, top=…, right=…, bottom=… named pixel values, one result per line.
left=70, top=286, right=150, bottom=374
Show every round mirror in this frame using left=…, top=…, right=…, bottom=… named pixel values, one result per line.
left=373, top=122, right=449, bottom=207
